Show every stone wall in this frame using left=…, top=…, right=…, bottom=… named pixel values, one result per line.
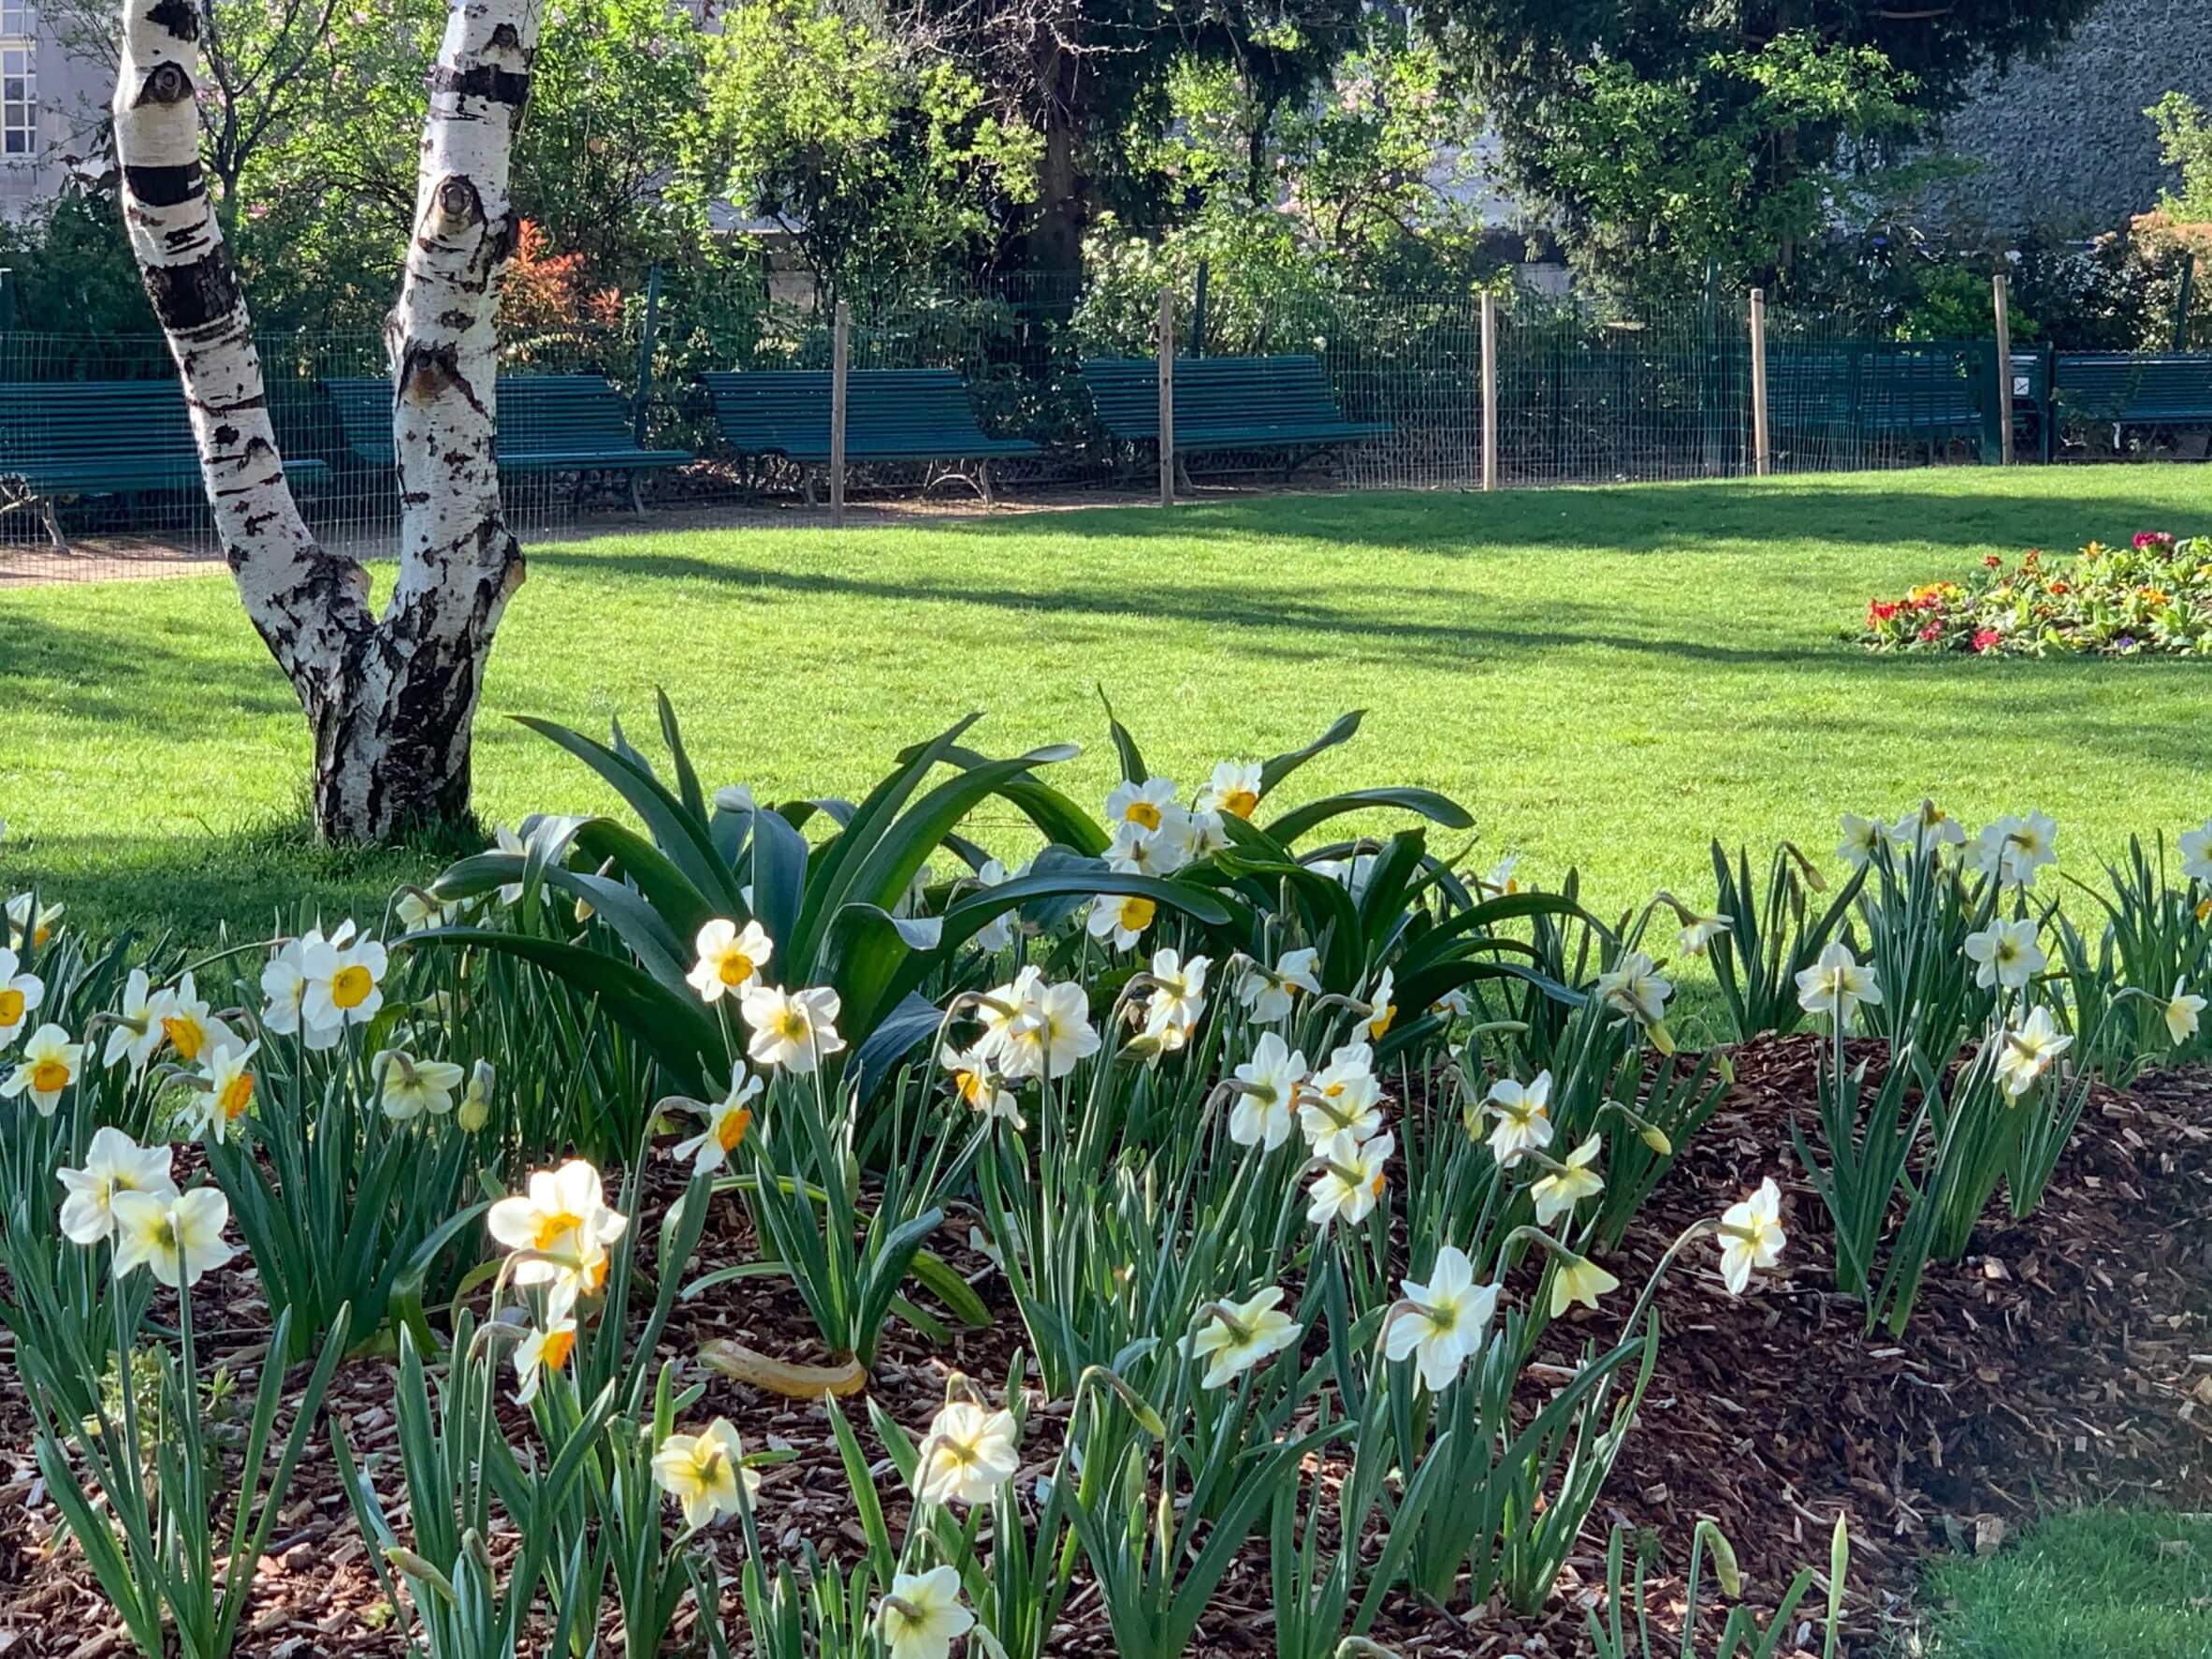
left=1916, top=0, right=2212, bottom=238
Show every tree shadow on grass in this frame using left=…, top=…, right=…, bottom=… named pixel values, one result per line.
left=0, top=605, right=298, bottom=736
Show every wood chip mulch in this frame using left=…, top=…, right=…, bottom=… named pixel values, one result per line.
left=1, top=1036, right=2205, bottom=1657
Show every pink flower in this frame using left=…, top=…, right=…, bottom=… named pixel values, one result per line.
left=1972, top=629, right=2002, bottom=653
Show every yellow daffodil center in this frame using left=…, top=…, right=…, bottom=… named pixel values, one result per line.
left=0, top=989, right=22, bottom=1025
left=30, top=1059, right=68, bottom=1094
left=540, top=1327, right=576, bottom=1369
left=773, top=1008, right=808, bottom=1042
left=956, top=1070, right=987, bottom=1106
left=717, top=951, right=754, bottom=988
left=1370, top=1003, right=1396, bottom=1037
left=1220, top=787, right=1259, bottom=819
left=220, top=1072, right=256, bottom=1120
left=532, top=1209, right=585, bottom=1251
left=31, top=924, right=49, bottom=947
left=715, top=1106, right=752, bottom=1154
left=1124, top=800, right=1162, bottom=831
left=162, top=1013, right=206, bottom=1061
left=1118, top=896, right=1157, bottom=932
left=330, top=964, right=374, bottom=1010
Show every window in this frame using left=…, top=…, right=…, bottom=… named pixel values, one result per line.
left=0, top=5, right=30, bottom=36
left=0, top=46, right=31, bottom=157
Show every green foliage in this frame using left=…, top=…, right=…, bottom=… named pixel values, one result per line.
left=1861, top=536, right=2212, bottom=658
left=1918, top=1509, right=2212, bottom=1659
left=2148, top=93, right=2212, bottom=224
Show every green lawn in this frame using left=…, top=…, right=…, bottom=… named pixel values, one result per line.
left=4, top=467, right=2208, bottom=952
left=1915, top=1509, right=2212, bottom=1658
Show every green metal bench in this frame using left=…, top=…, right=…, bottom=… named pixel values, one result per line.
left=322, top=373, right=691, bottom=510
left=1080, top=355, right=1391, bottom=474
left=0, top=379, right=331, bottom=552
left=2052, top=353, right=2212, bottom=452
left=1767, top=343, right=1985, bottom=459
left=695, top=368, right=1038, bottom=505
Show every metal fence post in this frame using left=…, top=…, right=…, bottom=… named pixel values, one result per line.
left=630, top=263, right=661, bottom=447
left=1157, top=287, right=1175, bottom=508
left=1748, top=287, right=1770, bottom=478
left=2173, top=251, right=2196, bottom=352
left=830, top=299, right=850, bottom=526
left=1992, top=272, right=2015, bottom=466
left=1479, top=288, right=1498, bottom=491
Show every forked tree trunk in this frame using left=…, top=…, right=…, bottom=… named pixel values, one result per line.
left=111, top=0, right=538, bottom=841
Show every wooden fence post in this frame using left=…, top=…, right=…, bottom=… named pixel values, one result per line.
left=1748, top=287, right=1770, bottom=478
left=1157, top=287, right=1175, bottom=507
left=829, top=298, right=850, bottom=525
left=1479, top=288, right=1498, bottom=491
left=1992, top=272, right=2016, bottom=466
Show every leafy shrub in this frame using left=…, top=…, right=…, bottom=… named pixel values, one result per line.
left=1858, top=534, right=2212, bottom=657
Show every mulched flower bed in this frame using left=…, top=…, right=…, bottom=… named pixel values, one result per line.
left=2, top=1036, right=2206, bottom=1657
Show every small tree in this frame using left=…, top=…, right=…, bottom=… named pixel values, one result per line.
left=111, top=0, right=538, bottom=840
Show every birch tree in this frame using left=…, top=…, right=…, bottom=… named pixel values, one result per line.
left=111, top=0, right=540, bottom=840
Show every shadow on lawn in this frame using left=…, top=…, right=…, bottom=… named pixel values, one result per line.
left=0, top=606, right=298, bottom=735
left=893, top=476, right=2206, bottom=558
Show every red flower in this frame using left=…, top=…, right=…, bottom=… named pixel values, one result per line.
left=1918, top=622, right=1943, bottom=642
left=2047, top=578, right=2069, bottom=595
left=1869, top=600, right=1901, bottom=622
left=1983, top=554, right=2004, bottom=569
left=1972, top=629, right=2002, bottom=653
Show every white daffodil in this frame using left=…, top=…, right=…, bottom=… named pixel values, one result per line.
left=1235, top=947, right=1321, bottom=1024
left=1142, top=948, right=1210, bottom=1045
left=674, top=1065, right=764, bottom=1174
left=259, top=924, right=351, bottom=1050
left=1969, top=812, right=2059, bottom=889
left=651, top=1418, right=758, bottom=1531
left=1105, top=814, right=1191, bottom=878
left=1430, top=985, right=1473, bottom=1020
left=1306, top=1128, right=1393, bottom=1229
left=512, top=1317, right=577, bottom=1406
left=2, top=1023, right=81, bottom=1114
left=1481, top=1070, right=1553, bottom=1165
left=1795, top=941, right=1882, bottom=1029
left=1717, top=1177, right=1786, bottom=1295
left=187, top=1041, right=260, bottom=1143
left=1229, top=1031, right=1307, bottom=1151
left=1196, top=761, right=1263, bottom=821
left=1548, top=1251, right=1621, bottom=1317
left=1677, top=910, right=1732, bottom=958
left=1106, top=777, right=1182, bottom=834
left=152, top=972, right=234, bottom=1069
left=1384, top=1244, right=1498, bottom=1392
left=1594, top=952, right=1672, bottom=1027
left=300, top=934, right=388, bottom=1033
left=1837, top=812, right=1884, bottom=869
left=739, top=983, right=847, bottom=1074
left=913, top=1400, right=1020, bottom=1507
left=487, top=1159, right=630, bottom=1317
left=1362, top=966, right=1398, bottom=1040
left=1085, top=892, right=1157, bottom=953
left=57, top=1128, right=177, bottom=1246
left=0, top=947, right=43, bottom=1051
left=2181, top=818, right=2212, bottom=885
left=970, top=858, right=1016, bottom=953
left=109, top=1186, right=235, bottom=1287
left=878, top=1565, right=974, bottom=1659
left=1963, top=918, right=2045, bottom=991
left=394, top=887, right=457, bottom=932
left=5, top=894, right=61, bottom=948
left=688, top=917, right=775, bottom=1004
left=1530, top=1135, right=1605, bottom=1227
left=1477, top=854, right=1521, bottom=896
left=375, top=1049, right=467, bottom=1122
left=1887, top=798, right=1967, bottom=852
left=939, top=1041, right=1024, bottom=1127
left=1186, top=808, right=1232, bottom=857
left=980, top=973, right=1098, bottom=1081
left=1299, top=1041, right=1385, bottom=1145
left=2163, top=979, right=2206, bottom=1045
left=102, top=968, right=165, bottom=1072
left=1187, top=1286, right=1302, bottom=1389
left=1992, top=1006, right=2073, bottom=1099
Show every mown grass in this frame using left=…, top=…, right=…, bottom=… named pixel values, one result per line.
left=3, top=466, right=2208, bottom=952
left=1914, top=1509, right=2212, bottom=1658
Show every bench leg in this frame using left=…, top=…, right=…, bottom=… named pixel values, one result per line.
left=803, top=466, right=818, bottom=509
left=627, top=472, right=647, bottom=514
left=39, top=495, right=66, bottom=554
left=979, top=459, right=994, bottom=507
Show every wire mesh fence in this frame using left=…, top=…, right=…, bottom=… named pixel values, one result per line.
left=1, top=270, right=2206, bottom=588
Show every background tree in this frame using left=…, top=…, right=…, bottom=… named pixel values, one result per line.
left=112, top=0, right=544, bottom=838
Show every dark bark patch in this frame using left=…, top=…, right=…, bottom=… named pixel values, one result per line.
left=145, top=0, right=197, bottom=40
left=211, top=422, right=239, bottom=445
left=140, top=249, right=241, bottom=334
left=427, top=63, right=531, bottom=108
left=437, top=308, right=472, bottom=330
left=135, top=62, right=193, bottom=107
left=488, top=22, right=522, bottom=51
left=124, top=161, right=203, bottom=207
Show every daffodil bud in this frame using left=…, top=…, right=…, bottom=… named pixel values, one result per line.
left=1697, top=1520, right=1743, bottom=1599
left=1640, top=1124, right=1673, bottom=1157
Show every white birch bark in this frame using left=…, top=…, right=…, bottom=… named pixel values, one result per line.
left=111, top=0, right=540, bottom=841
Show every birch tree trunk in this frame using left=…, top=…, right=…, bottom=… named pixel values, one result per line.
left=111, top=0, right=539, bottom=841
